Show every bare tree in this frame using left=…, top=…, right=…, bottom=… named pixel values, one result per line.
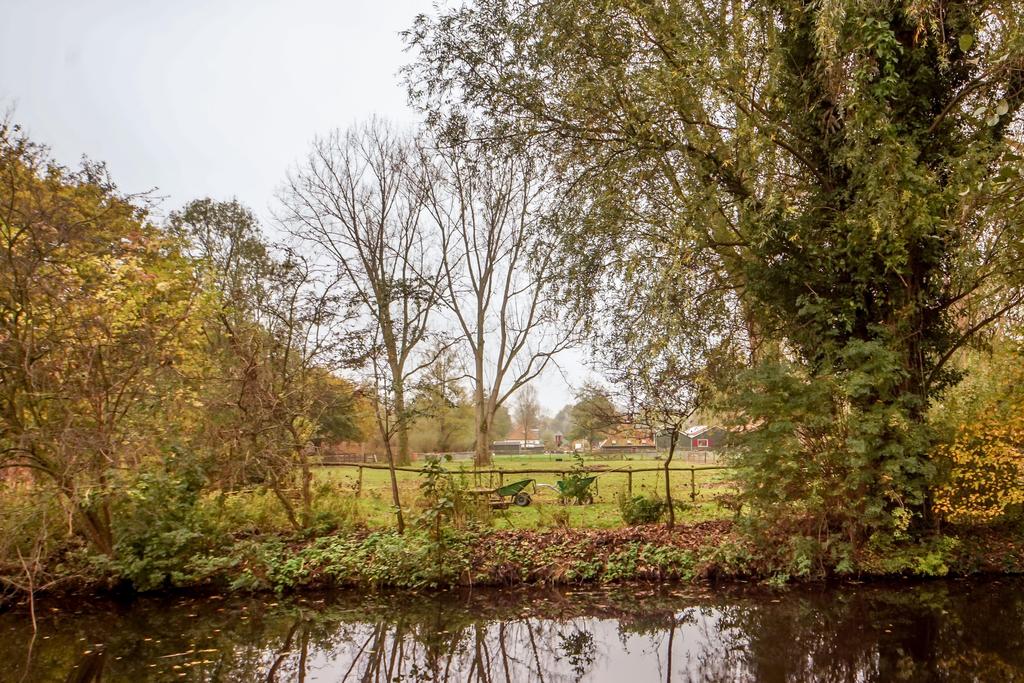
left=613, top=355, right=702, bottom=529
left=425, top=139, right=577, bottom=465
left=280, top=119, right=444, bottom=466
left=248, top=248, right=360, bottom=530
left=513, top=384, right=541, bottom=446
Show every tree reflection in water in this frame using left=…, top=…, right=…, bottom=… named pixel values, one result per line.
left=2, top=578, right=1023, bottom=682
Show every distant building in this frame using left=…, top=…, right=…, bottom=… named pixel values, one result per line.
left=598, top=424, right=656, bottom=451
left=680, top=425, right=727, bottom=450
left=492, top=427, right=545, bottom=454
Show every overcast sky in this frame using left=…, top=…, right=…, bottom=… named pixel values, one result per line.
left=0, top=0, right=591, bottom=412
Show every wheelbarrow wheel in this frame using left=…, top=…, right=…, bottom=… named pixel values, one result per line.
left=580, top=493, right=594, bottom=505
left=513, top=492, right=532, bottom=507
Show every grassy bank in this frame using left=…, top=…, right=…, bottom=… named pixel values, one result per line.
left=3, top=453, right=1023, bottom=605
left=315, top=455, right=736, bottom=529
left=4, top=519, right=1023, bottom=607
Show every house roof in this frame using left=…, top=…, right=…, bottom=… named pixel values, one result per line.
left=506, top=427, right=541, bottom=442
left=684, top=425, right=710, bottom=438
left=598, top=423, right=655, bottom=448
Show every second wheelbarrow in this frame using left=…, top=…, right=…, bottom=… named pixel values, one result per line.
left=468, top=478, right=535, bottom=508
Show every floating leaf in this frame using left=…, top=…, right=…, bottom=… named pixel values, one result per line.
left=959, top=34, right=974, bottom=52
left=996, top=100, right=1009, bottom=116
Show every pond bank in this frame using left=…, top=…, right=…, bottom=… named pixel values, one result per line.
left=4, top=519, right=1024, bottom=608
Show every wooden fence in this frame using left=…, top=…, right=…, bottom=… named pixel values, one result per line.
left=316, top=461, right=734, bottom=502
left=316, top=449, right=719, bottom=465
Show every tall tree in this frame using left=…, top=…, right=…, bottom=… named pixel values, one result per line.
left=168, top=198, right=269, bottom=320
left=280, top=119, right=445, bottom=466
left=407, top=0, right=1024, bottom=539
left=424, top=137, right=577, bottom=464
left=168, top=198, right=273, bottom=489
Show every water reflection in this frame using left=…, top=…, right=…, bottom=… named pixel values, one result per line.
left=2, top=578, right=1023, bottom=682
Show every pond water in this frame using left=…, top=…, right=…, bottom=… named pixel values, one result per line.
left=2, top=577, right=1023, bottom=682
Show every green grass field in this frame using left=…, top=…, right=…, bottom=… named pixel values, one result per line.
left=313, top=454, right=738, bottom=530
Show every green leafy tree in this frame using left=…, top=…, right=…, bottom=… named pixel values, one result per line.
left=407, top=0, right=1024, bottom=540
left=567, top=383, right=618, bottom=452
left=490, top=403, right=513, bottom=441
left=410, top=343, right=475, bottom=453
left=930, top=337, right=1024, bottom=525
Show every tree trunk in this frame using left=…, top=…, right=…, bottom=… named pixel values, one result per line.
left=298, top=447, right=312, bottom=529
left=63, top=479, right=115, bottom=557
left=289, top=421, right=313, bottom=529
left=383, top=440, right=405, bottom=533
left=77, top=503, right=115, bottom=558
left=474, top=382, right=492, bottom=466
left=393, top=379, right=411, bottom=466
left=665, top=430, right=677, bottom=529
left=474, top=420, right=492, bottom=466
left=269, top=472, right=301, bottom=531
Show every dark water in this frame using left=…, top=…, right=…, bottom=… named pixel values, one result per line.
left=2, top=577, right=1023, bottom=682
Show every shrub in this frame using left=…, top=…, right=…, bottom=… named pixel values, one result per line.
left=0, top=484, right=64, bottom=564
left=539, top=505, right=572, bottom=529
left=214, top=489, right=293, bottom=535
left=307, top=481, right=362, bottom=534
left=618, top=494, right=666, bottom=525
left=108, top=449, right=223, bottom=591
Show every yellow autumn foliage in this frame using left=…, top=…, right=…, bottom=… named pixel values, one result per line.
left=932, top=344, right=1024, bottom=526
left=933, top=416, right=1024, bottom=525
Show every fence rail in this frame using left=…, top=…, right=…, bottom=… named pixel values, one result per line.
left=317, top=450, right=719, bottom=465
left=315, top=461, right=735, bottom=501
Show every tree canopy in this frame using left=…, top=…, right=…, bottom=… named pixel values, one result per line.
left=407, top=0, right=1024, bottom=539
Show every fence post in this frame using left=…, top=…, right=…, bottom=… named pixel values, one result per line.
left=689, top=467, right=697, bottom=502
left=356, top=465, right=363, bottom=498
left=498, top=471, right=504, bottom=489
left=627, top=470, right=633, bottom=497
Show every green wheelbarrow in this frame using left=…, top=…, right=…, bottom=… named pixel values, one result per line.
left=468, top=478, right=535, bottom=509
left=536, top=475, right=597, bottom=505
left=555, top=475, right=596, bottom=505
